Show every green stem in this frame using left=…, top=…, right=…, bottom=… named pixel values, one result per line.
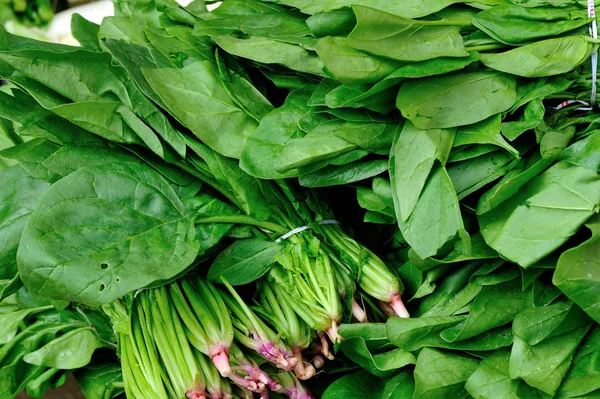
left=195, top=215, right=288, bottom=234
left=585, top=37, right=600, bottom=44
left=174, top=161, right=242, bottom=208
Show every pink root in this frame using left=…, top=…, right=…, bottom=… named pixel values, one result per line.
left=319, top=331, right=335, bottom=360
left=258, top=387, right=270, bottom=399
left=378, top=301, right=396, bottom=317
left=294, top=361, right=316, bottom=380
left=250, top=368, right=280, bottom=391
left=293, top=349, right=316, bottom=380
left=325, top=320, right=340, bottom=345
left=290, top=388, right=316, bottom=399
left=186, top=390, right=207, bottom=399
left=390, top=293, right=410, bottom=318
left=230, top=374, right=260, bottom=392
left=312, top=354, right=325, bottom=369
left=211, top=348, right=232, bottom=377
left=352, top=298, right=369, bottom=323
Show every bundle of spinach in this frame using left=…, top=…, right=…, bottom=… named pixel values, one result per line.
left=0, top=0, right=599, bottom=397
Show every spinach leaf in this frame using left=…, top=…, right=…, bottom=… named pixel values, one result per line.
left=141, top=61, right=258, bottom=158
left=299, top=159, right=388, bottom=187
left=556, top=326, right=600, bottom=399
left=479, top=161, right=600, bottom=267
left=510, top=325, right=591, bottom=397
left=477, top=151, right=554, bottom=214
left=553, top=214, right=600, bottom=323
left=23, top=327, right=103, bottom=369
left=447, top=151, right=516, bottom=200
left=391, top=161, right=464, bottom=259
left=339, top=338, right=415, bottom=377
left=322, top=370, right=414, bottom=399
left=439, top=279, right=528, bottom=342
left=0, top=165, right=50, bottom=281
left=207, top=238, right=282, bottom=285
left=76, top=361, right=125, bottom=399
left=18, top=162, right=200, bottom=306
left=480, top=36, right=590, bottom=78
left=70, top=14, right=102, bottom=52
left=391, top=121, right=455, bottom=221
left=278, top=0, right=461, bottom=19
left=212, top=35, right=326, bottom=76
left=316, top=35, right=401, bottom=84
left=513, top=300, right=592, bottom=345
left=347, top=6, right=468, bottom=62
left=473, top=5, right=590, bottom=45
left=413, top=348, right=479, bottom=399
left=454, top=115, right=519, bottom=158
left=466, top=349, right=544, bottom=399
left=396, top=72, right=518, bottom=129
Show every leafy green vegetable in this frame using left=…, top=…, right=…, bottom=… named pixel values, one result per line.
left=18, top=162, right=200, bottom=306
left=396, top=72, right=518, bottom=129
left=554, top=215, right=600, bottom=323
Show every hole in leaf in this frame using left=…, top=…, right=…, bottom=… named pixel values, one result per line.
left=115, top=278, right=120, bottom=282
left=99, top=284, right=106, bottom=292
left=100, top=263, right=109, bottom=270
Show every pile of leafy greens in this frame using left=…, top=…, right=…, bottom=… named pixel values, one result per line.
left=0, top=0, right=599, bottom=397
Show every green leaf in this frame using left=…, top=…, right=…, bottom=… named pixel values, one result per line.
left=0, top=307, right=45, bottom=345
left=480, top=36, right=590, bottom=78
left=414, top=348, right=479, bottom=399
left=391, top=121, right=455, bottom=221
left=561, top=129, right=600, bottom=172
left=208, top=238, right=282, bottom=285
left=18, top=162, right=200, bottom=307
left=70, top=14, right=101, bottom=52
left=75, top=361, right=124, bottom=399
left=454, top=115, right=519, bottom=158
left=501, top=98, right=545, bottom=140
left=182, top=195, right=238, bottom=256
left=23, top=327, right=102, bottom=369
left=141, top=61, right=258, bottom=159
left=299, top=159, right=388, bottom=187
left=387, top=315, right=464, bottom=351
left=212, top=35, right=326, bottom=76
left=510, top=326, right=591, bottom=397
left=347, top=6, right=469, bottom=62
left=556, top=326, right=600, bottom=399
left=316, top=36, right=401, bottom=85
left=447, top=151, right=515, bottom=200
left=439, top=279, right=529, bottom=342
left=553, top=215, right=600, bottom=323
left=513, top=301, right=591, bottom=346
left=479, top=161, right=600, bottom=267
left=396, top=72, right=518, bottom=129
left=281, top=0, right=461, bottom=20
left=473, top=5, right=591, bottom=45
left=0, top=165, right=50, bottom=280
left=339, top=338, right=415, bottom=377
left=391, top=160, right=464, bottom=259
left=322, top=370, right=414, bottom=399
left=477, top=152, right=554, bottom=215
left=466, top=349, right=543, bottom=399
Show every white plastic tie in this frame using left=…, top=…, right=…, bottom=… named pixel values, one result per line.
left=589, top=0, right=598, bottom=105
left=275, top=226, right=310, bottom=243
left=275, top=220, right=341, bottom=243
left=551, top=99, right=593, bottom=111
